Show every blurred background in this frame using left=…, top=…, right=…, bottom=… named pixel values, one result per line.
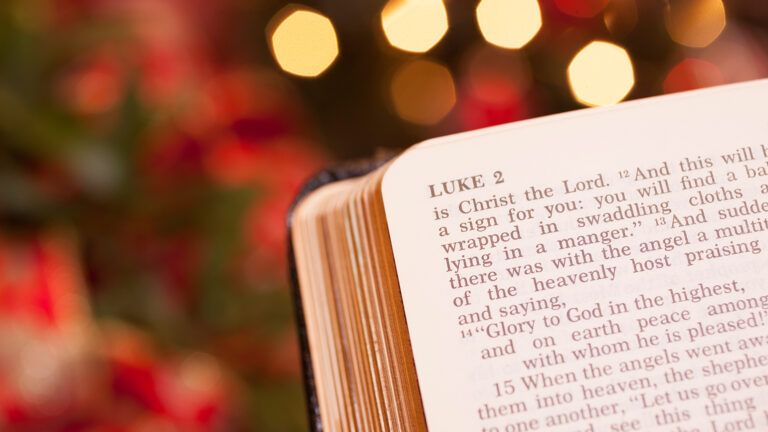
left=0, top=0, right=766, bottom=431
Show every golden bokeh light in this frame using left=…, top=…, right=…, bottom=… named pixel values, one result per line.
left=390, top=59, right=456, bottom=125
left=567, top=41, right=635, bottom=107
left=665, top=0, right=726, bottom=48
left=381, top=0, right=448, bottom=53
left=476, top=0, right=541, bottom=49
left=603, top=0, right=638, bottom=37
left=268, top=7, right=339, bottom=78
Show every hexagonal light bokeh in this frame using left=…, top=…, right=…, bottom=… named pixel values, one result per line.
left=476, top=0, right=542, bottom=49
left=381, top=0, right=449, bottom=53
left=665, top=0, right=726, bottom=48
left=269, top=7, right=339, bottom=78
left=568, top=41, right=635, bottom=107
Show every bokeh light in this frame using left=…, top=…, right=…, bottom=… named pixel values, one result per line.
left=700, top=28, right=768, bottom=83
left=555, top=0, right=609, bottom=18
left=665, top=0, right=726, bottom=48
left=59, top=54, right=123, bottom=115
left=567, top=41, right=635, bottom=107
left=381, top=0, right=449, bottom=53
left=603, top=0, right=638, bottom=37
left=476, top=0, right=541, bottom=49
left=390, top=59, right=456, bottom=125
left=663, top=58, right=725, bottom=93
left=268, top=7, right=339, bottom=78
left=459, top=46, right=531, bottom=130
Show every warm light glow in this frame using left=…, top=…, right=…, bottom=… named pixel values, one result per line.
left=555, top=0, right=609, bottom=18
left=476, top=0, right=541, bottom=49
left=603, top=0, right=638, bottom=37
left=464, top=46, right=531, bottom=103
left=460, top=46, right=530, bottom=129
left=665, top=0, right=726, bottom=48
left=268, top=7, right=339, bottom=78
left=390, top=59, right=456, bottom=125
left=663, top=58, right=724, bottom=94
left=381, top=0, right=448, bottom=53
left=567, top=41, right=635, bottom=107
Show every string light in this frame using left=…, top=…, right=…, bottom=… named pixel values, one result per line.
left=665, top=0, right=726, bottom=48
left=268, top=7, right=339, bottom=78
left=390, top=59, right=456, bottom=125
left=476, top=0, right=541, bottom=50
left=381, top=0, right=448, bottom=53
left=567, top=41, right=635, bottom=107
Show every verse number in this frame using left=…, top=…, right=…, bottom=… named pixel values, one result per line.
left=618, top=169, right=631, bottom=179
left=492, top=379, right=516, bottom=397
left=493, top=170, right=505, bottom=185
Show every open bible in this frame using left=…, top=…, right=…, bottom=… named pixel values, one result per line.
left=289, top=79, right=768, bottom=432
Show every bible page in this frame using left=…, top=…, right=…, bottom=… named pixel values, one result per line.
left=382, top=79, right=768, bottom=432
